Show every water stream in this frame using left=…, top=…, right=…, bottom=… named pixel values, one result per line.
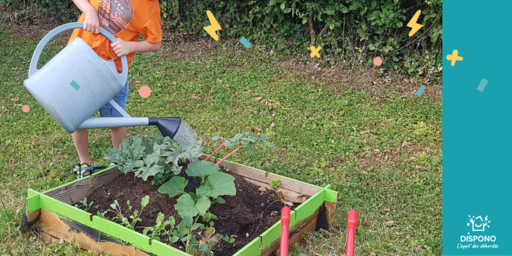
left=171, top=119, right=199, bottom=162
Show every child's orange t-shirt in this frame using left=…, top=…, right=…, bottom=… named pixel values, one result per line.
left=68, top=0, right=162, bottom=73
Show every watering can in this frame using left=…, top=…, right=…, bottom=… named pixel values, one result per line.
left=23, top=22, right=183, bottom=140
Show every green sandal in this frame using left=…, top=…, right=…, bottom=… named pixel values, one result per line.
left=73, top=163, right=106, bottom=179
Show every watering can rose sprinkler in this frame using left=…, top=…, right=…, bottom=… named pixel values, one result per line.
left=23, top=22, right=189, bottom=145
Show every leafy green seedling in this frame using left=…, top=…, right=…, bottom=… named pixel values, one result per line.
left=270, top=179, right=281, bottom=189
left=96, top=210, right=110, bottom=219
left=74, top=197, right=93, bottom=211
left=109, top=195, right=149, bottom=230
left=222, top=235, right=236, bottom=244
left=143, top=212, right=175, bottom=241
left=168, top=215, right=208, bottom=252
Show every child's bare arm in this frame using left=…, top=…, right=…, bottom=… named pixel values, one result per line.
left=72, top=0, right=100, bottom=34
left=111, top=39, right=162, bottom=57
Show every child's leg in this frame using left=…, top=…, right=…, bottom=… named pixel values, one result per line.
left=100, top=81, right=130, bottom=149
left=72, top=129, right=92, bottom=165
left=111, top=127, right=127, bottom=148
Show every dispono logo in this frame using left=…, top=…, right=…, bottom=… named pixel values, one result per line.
left=457, top=215, right=498, bottom=250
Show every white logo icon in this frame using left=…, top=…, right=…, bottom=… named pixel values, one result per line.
left=468, top=215, right=490, bottom=232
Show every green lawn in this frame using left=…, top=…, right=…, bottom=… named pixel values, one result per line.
left=0, top=26, right=442, bottom=255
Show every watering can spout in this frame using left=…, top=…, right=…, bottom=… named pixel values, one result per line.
left=77, top=117, right=182, bottom=139
left=149, top=117, right=181, bottom=138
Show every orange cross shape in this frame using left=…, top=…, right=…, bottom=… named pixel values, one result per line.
left=447, top=50, right=463, bottom=66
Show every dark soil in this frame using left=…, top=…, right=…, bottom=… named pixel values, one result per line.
left=84, top=165, right=295, bottom=255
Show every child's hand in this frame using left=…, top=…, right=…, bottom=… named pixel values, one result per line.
left=83, top=10, right=100, bottom=34
left=111, top=38, right=133, bottom=57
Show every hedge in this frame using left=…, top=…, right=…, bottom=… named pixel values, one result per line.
left=1, top=0, right=442, bottom=77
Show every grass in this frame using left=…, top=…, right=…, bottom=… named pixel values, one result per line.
left=0, top=25, right=442, bottom=255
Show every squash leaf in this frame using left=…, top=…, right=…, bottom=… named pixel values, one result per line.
left=158, top=176, right=188, bottom=197
left=196, top=172, right=236, bottom=198
left=186, top=161, right=219, bottom=177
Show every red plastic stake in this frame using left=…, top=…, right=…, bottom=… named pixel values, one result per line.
left=280, top=206, right=291, bottom=256
left=346, top=209, right=358, bottom=256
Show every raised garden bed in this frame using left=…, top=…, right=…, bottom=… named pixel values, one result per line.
left=25, top=156, right=337, bottom=255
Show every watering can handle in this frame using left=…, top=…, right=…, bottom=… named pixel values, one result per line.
left=28, top=22, right=128, bottom=84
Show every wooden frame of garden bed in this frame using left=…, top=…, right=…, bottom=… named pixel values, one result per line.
left=25, top=156, right=338, bottom=255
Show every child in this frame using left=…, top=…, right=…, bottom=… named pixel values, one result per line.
left=69, top=0, right=162, bottom=178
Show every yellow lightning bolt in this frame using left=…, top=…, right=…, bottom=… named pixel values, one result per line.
left=203, top=10, right=221, bottom=41
left=407, top=10, right=423, bottom=37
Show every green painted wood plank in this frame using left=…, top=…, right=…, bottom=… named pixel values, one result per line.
left=29, top=191, right=93, bottom=225
left=92, top=216, right=151, bottom=251
left=149, top=240, right=190, bottom=256
left=233, top=236, right=261, bottom=256
left=260, top=220, right=282, bottom=251
left=323, top=188, right=338, bottom=203
left=27, top=189, right=38, bottom=198
left=26, top=195, right=40, bottom=213
left=294, top=189, right=325, bottom=224
left=44, top=197, right=92, bottom=225
left=289, top=210, right=298, bottom=229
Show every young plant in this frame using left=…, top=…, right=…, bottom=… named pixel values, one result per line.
left=74, top=197, right=93, bottom=211
left=143, top=212, right=175, bottom=241
left=159, top=159, right=237, bottom=252
left=270, top=179, right=281, bottom=189
left=167, top=215, right=209, bottom=253
left=96, top=210, right=109, bottom=219
left=105, top=135, right=204, bottom=186
left=222, top=235, right=236, bottom=244
left=105, top=196, right=149, bottom=230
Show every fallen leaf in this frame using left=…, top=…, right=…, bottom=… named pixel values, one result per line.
left=25, top=95, right=30, bottom=100
left=255, top=97, right=262, bottom=101
left=11, top=97, right=19, bottom=102
left=191, top=94, right=200, bottom=99
left=360, top=130, right=370, bottom=134
left=384, top=221, right=395, bottom=226
left=269, top=122, right=275, bottom=130
left=401, top=234, right=411, bottom=244
left=384, top=208, right=390, bottom=212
